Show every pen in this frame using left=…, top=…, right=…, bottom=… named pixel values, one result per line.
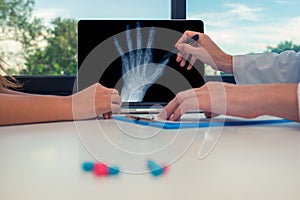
left=160, top=34, right=199, bottom=63
left=125, top=114, right=155, bottom=122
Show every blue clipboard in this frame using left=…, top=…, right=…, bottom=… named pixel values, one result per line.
left=113, top=115, right=291, bottom=129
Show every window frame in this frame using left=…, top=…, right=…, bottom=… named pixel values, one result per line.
left=15, top=75, right=75, bottom=95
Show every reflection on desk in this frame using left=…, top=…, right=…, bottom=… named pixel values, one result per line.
left=0, top=114, right=299, bottom=200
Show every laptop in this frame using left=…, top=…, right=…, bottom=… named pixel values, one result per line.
left=77, top=20, right=205, bottom=113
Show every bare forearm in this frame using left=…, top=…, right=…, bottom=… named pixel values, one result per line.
left=217, top=53, right=233, bottom=74
left=227, top=83, right=299, bottom=121
left=0, top=94, right=72, bottom=126
left=258, top=84, right=299, bottom=121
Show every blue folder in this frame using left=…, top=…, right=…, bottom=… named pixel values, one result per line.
left=113, top=116, right=291, bottom=129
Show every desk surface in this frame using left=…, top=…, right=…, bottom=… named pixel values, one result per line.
left=0, top=114, right=300, bottom=200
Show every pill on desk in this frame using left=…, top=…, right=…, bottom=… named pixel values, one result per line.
left=93, top=162, right=108, bottom=176
left=108, top=166, right=120, bottom=175
left=147, top=160, right=164, bottom=177
left=82, top=162, right=94, bottom=172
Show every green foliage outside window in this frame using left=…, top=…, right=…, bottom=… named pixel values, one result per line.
left=1, top=0, right=77, bottom=75
left=20, top=18, right=77, bottom=75
left=266, top=41, right=300, bottom=53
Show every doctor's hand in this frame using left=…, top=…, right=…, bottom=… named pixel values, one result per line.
left=72, top=83, right=121, bottom=120
left=114, top=25, right=169, bottom=102
left=175, top=31, right=233, bottom=73
left=157, top=82, right=263, bottom=121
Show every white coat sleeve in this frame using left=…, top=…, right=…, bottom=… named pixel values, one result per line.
left=233, top=50, right=300, bottom=84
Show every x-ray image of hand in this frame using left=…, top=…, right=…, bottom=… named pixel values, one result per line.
left=114, top=24, right=170, bottom=102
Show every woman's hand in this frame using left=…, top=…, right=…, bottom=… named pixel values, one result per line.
left=72, top=83, right=121, bottom=120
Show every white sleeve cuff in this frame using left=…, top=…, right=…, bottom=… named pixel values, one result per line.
left=232, top=55, right=247, bottom=84
left=297, top=83, right=300, bottom=121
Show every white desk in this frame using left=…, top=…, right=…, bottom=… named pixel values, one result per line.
left=0, top=114, right=300, bottom=200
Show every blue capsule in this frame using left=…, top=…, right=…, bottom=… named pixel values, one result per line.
left=108, top=166, right=120, bottom=175
left=147, top=160, right=164, bottom=177
left=82, top=162, right=94, bottom=172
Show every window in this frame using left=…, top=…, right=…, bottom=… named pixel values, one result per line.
left=187, top=0, right=300, bottom=75
left=1, top=0, right=170, bottom=76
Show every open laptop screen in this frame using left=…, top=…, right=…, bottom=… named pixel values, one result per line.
left=78, top=20, right=205, bottom=107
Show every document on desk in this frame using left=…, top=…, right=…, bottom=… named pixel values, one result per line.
left=113, top=114, right=291, bottom=129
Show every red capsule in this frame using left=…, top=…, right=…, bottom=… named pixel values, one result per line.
left=93, top=162, right=109, bottom=176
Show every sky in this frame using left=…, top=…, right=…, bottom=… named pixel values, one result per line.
left=32, top=0, right=300, bottom=54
